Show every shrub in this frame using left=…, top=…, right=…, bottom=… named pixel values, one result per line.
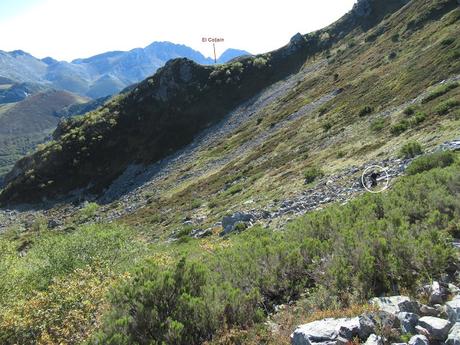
left=370, top=118, right=386, bottom=133
left=0, top=224, right=145, bottom=305
left=252, top=57, right=268, bottom=69
left=0, top=265, right=115, bottom=345
left=422, top=82, right=459, bottom=103
left=388, top=51, right=397, bottom=60
left=190, top=198, right=203, bottom=209
left=403, top=106, right=416, bottom=116
left=225, top=183, right=244, bottom=196
left=323, top=122, right=333, bottom=132
left=410, top=112, right=427, bottom=126
left=434, top=99, right=460, bottom=115
left=399, top=141, right=423, bottom=159
left=92, top=258, right=261, bottom=345
left=390, top=120, right=409, bottom=136
left=406, top=151, right=456, bottom=175
left=94, top=163, right=459, bottom=342
left=440, top=37, right=455, bottom=46
left=318, top=105, right=329, bottom=116
left=304, top=166, right=324, bottom=184
left=358, top=106, right=374, bottom=117
left=78, top=202, right=99, bottom=220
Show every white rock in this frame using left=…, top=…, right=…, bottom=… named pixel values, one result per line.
left=408, top=334, right=429, bottom=345
left=397, top=312, right=419, bottom=334
left=371, top=296, right=419, bottom=315
left=364, top=334, right=383, bottom=345
left=446, top=323, right=460, bottom=345
left=447, top=298, right=460, bottom=323
left=417, top=316, right=452, bottom=340
left=429, top=281, right=444, bottom=305
left=450, top=284, right=460, bottom=295
left=290, top=318, right=360, bottom=345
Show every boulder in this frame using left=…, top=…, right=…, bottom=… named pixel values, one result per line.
left=397, top=312, right=419, bottom=334
left=371, top=296, right=419, bottom=315
left=447, top=298, right=460, bottom=323
left=359, top=314, right=377, bottom=339
left=446, top=322, right=460, bottom=345
left=189, top=228, right=212, bottom=238
left=220, top=212, right=255, bottom=236
left=417, top=316, right=452, bottom=340
left=364, top=334, right=383, bottom=345
left=429, top=281, right=446, bottom=305
left=449, top=284, right=460, bottom=295
left=408, top=335, right=429, bottom=345
left=337, top=317, right=361, bottom=339
left=419, top=304, right=439, bottom=317
left=290, top=317, right=360, bottom=345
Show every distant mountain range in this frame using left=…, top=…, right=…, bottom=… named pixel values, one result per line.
left=0, top=42, right=251, bottom=99
left=0, top=42, right=250, bottom=182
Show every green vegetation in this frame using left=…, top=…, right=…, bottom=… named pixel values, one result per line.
left=399, top=141, right=423, bottom=159
left=358, top=105, right=374, bottom=117
left=370, top=118, right=386, bottom=133
left=224, top=183, right=244, bottom=196
left=78, top=202, right=100, bottom=220
left=421, top=82, right=458, bottom=103
left=441, top=37, right=455, bottom=46
left=403, top=106, right=416, bottom=116
left=409, top=111, right=427, bottom=126
left=322, top=121, right=333, bottom=132
left=91, top=162, right=459, bottom=344
left=390, top=120, right=409, bottom=136
left=0, top=223, right=147, bottom=344
left=304, top=166, right=324, bottom=184
left=435, top=98, right=460, bottom=115
left=1, top=1, right=460, bottom=343
left=406, top=151, right=456, bottom=175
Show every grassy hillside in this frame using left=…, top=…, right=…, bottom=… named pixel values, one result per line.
left=0, top=90, right=87, bottom=179
left=0, top=0, right=459, bottom=344
left=0, top=152, right=458, bottom=344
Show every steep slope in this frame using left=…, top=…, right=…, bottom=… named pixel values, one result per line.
left=0, top=90, right=87, bottom=180
left=0, top=0, right=440, bottom=205
left=0, top=36, right=309, bottom=203
left=0, top=1, right=459, bottom=344
left=0, top=82, right=50, bottom=104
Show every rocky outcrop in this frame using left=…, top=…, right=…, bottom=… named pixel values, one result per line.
left=291, top=317, right=363, bottom=345
left=446, top=322, right=460, bottom=345
left=291, top=285, right=460, bottom=345
left=416, top=316, right=452, bottom=340
left=371, top=296, right=419, bottom=315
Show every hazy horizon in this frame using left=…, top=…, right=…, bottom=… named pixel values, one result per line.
left=0, top=0, right=356, bottom=62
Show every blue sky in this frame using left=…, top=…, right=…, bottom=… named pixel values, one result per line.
left=0, top=0, right=357, bottom=61
left=0, top=0, right=42, bottom=20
